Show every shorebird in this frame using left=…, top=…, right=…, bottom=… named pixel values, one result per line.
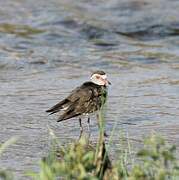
left=46, top=70, right=111, bottom=136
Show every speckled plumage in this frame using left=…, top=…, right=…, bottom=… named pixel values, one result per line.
left=46, top=81, right=107, bottom=122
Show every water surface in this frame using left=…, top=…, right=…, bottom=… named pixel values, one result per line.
left=0, top=0, right=179, bottom=179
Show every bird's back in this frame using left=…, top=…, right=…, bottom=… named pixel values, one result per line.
left=46, top=81, right=107, bottom=121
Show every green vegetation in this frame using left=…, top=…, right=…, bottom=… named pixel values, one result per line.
left=118, top=134, right=179, bottom=180
left=26, top=133, right=179, bottom=180
left=0, top=137, right=17, bottom=180
left=1, top=129, right=179, bottom=180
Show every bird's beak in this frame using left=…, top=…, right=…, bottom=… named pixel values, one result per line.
left=108, top=80, right=111, bottom=85
left=104, top=79, right=111, bottom=85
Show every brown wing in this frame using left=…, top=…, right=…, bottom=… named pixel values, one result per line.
left=46, top=82, right=100, bottom=121
left=46, top=98, right=69, bottom=114
left=57, top=85, right=94, bottom=121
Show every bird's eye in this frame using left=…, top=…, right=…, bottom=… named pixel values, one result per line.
left=96, top=76, right=100, bottom=79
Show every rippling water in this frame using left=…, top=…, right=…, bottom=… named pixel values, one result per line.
left=0, top=0, right=179, bottom=179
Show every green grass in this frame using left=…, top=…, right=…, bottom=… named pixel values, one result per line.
left=1, top=129, right=179, bottom=180
left=27, top=108, right=179, bottom=180
left=25, top=133, right=179, bottom=180
left=0, top=137, right=17, bottom=180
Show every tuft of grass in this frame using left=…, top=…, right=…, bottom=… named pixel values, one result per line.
left=0, top=137, right=18, bottom=180
left=127, top=134, right=179, bottom=180
left=27, top=137, right=97, bottom=180
left=1, top=125, right=179, bottom=179
left=27, top=112, right=179, bottom=180
left=27, top=133, right=179, bottom=180
left=1, top=131, right=178, bottom=180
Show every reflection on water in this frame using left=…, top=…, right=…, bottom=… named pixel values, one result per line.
left=0, top=0, right=179, bottom=179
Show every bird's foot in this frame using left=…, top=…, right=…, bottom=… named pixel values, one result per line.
left=104, top=131, right=108, bottom=137
left=78, top=127, right=84, bottom=140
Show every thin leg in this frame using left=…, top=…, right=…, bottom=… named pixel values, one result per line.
left=87, top=117, right=91, bottom=138
left=104, top=131, right=108, bottom=137
left=79, top=118, right=83, bottom=139
left=87, top=117, right=90, bottom=131
left=79, top=118, right=83, bottom=131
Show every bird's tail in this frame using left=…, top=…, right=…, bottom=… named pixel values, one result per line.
left=46, top=99, right=69, bottom=115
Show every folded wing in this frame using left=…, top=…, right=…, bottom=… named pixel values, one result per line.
left=46, top=82, right=98, bottom=121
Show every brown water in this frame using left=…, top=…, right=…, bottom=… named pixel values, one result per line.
left=0, top=0, right=179, bottom=179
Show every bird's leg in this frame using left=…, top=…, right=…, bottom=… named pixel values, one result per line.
left=87, top=117, right=91, bottom=138
left=79, top=118, right=83, bottom=139
left=104, top=131, right=108, bottom=137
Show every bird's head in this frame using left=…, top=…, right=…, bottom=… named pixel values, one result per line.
left=90, top=70, right=111, bottom=86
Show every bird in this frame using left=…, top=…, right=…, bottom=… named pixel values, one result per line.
left=46, top=70, right=111, bottom=136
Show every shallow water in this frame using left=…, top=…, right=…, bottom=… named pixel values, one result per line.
left=0, top=0, right=179, bottom=179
